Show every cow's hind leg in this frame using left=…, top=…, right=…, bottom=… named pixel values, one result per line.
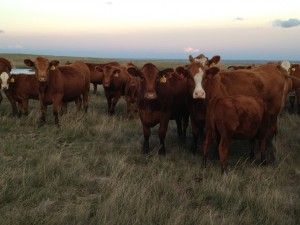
left=218, top=137, right=230, bottom=173
left=82, top=91, right=89, bottom=113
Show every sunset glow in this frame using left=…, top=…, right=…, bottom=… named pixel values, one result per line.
left=1, top=0, right=300, bottom=60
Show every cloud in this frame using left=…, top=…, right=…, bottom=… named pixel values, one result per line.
left=0, top=30, right=4, bottom=33
left=273, top=18, right=300, bottom=28
left=233, top=17, right=244, bottom=21
left=183, top=47, right=200, bottom=53
left=7, top=44, right=24, bottom=49
left=105, top=1, right=112, bottom=4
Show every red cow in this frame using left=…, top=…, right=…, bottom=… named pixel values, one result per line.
left=96, top=65, right=129, bottom=115
left=125, top=65, right=140, bottom=118
left=24, top=56, right=90, bottom=126
left=178, top=60, right=294, bottom=169
left=0, top=73, right=38, bottom=116
left=127, top=63, right=189, bottom=155
left=85, top=62, right=120, bottom=94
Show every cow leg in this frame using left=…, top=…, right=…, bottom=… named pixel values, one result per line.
left=259, top=139, right=267, bottom=165
left=175, top=118, right=183, bottom=138
left=249, top=139, right=256, bottom=159
left=61, top=102, right=67, bottom=115
left=158, top=119, right=169, bottom=155
left=297, top=104, right=300, bottom=115
left=106, top=96, right=113, bottom=114
left=125, top=98, right=131, bottom=119
left=190, top=122, right=200, bottom=154
left=111, top=94, right=121, bottom=115
left=142, top=125, right=151, bottom=154
left=53, top=101, right=62, bottom=126
left=93, top=83, right=97, bottom=95
left=182, top=113, right=189, bottom=140
left=218, top=138, right=230, bottom=173
left=75, top=96, right=82, bottom=112
left=289, top=95, right=295, bottom=112
left=0, top=93, right=2, bottom=107
left=39, top=104, right=47, bottom=127
left=203, top=131, right=212, bottom=168
left=20, top=99, right=29, bottom=116
left=82, top=92, right=89, bottom=113
left=3, top=89, right=18, bottom=116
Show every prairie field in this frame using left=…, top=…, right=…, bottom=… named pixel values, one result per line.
left=0, top=54, right=300, bottom=225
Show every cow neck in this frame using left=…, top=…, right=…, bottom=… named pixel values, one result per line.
left=204, top=74, right=224, bottom=103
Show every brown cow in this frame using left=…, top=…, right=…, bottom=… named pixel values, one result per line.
left=178, top=60, right=293, bottom=165
left=127, top=63, right=189, bottom=155
left=24, top=56, right=90, bottom=126
left=0, top=58, right=19, bottom=115
left=0, top=73, right=39, bottom=116
left=288, top=64, right=300, bottom=114
left=85, top=62, right=120, bottom=94
left=124, top=64, right=140, bottom=118
left=227, top=65, right=255, bottom=70
left=96, top=65, right=129, bottom=115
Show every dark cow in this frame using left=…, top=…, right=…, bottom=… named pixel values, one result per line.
left=288, top=64, right=300, bottom=114
left=85, top=62, right=120, bottom=94
left=178, top=60, right=293, bottom=167
left=96, top=65, right=129, bottom=115
left=127, top=63, right=189, bottom=155
left=0, top=57, right=19, bottom=115
left=24, top=56, right=90, bottom=126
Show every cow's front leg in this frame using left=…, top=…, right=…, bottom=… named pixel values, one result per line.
left=158, top=117, right=169, bottom=155
left=53, top=100, right=62, bottom=126
left=111, top=93, right=121, bottom=115
left=39, top=103, right=47, bottom=127
left=142, top=125, right=151, bottom=154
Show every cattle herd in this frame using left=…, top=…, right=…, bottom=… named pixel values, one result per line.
left=1, top=54, right=300, bottom=173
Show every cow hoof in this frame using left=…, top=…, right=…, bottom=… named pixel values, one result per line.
left=158, top=145, right=166, bottom=156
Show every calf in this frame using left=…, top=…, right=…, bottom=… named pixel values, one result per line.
left=127, top=63, right=189, bottom=155
left=85, top=62, right=120, bottom=94
left=125, top=69, right=140, bottom=118
left=96, top=65, right=128, bottom=115
left=24, top=56, right=90, bottom=126
left=0, top=73, right=38, bottom=116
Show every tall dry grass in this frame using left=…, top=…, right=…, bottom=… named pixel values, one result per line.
left=0, top=54, right=299, bottom=225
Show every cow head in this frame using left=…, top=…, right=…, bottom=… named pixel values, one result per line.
left=176, top=61, right=220, bottom=99
left=24, top=56, right=60, bottom=82
left=189, top=54, right=221, bottom=67
left=0, top=72, right=10, bottom=90
left=96, top=65, right=121, bottom=87
left=127, top=63, right=165, bottom=100
left=289, top=63, right=300, bottom=76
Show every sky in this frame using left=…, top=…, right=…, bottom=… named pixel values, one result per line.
left=1, top=0, right=300, bottom=60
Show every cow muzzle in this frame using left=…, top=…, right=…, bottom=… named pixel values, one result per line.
left=193, top=90, right=205, bottom=99
left=144, top=92, right=157, bottom=100
left=38, top=77, right=47, bottom=82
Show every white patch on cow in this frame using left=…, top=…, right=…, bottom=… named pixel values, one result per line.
left=193, top=68, right=206, bottom=99
left=0, top=72, right=9, bottom=89
left=194, top=57, right=207, bottom=66
left=281, top=61, right=291, bottom=72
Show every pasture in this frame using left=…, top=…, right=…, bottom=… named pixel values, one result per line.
left=0, top=54, right=299, bottom=225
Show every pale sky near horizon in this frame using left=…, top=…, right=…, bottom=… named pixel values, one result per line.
left=1, top=0, right=300, bottom=60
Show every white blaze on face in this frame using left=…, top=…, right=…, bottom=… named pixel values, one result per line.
left=281, top=61, right=291, bottom=72
left=194, top=57, right=207, bottom=66
left=0, top=72, right=9, bottom=89
left=193, top=68, right=206, bottom=99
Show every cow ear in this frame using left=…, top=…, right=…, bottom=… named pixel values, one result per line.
left=175, top=66, right=189, bottom=78
left=208, top=55, right=221, bottom=67
left=95, top=66, right=103, bottom=72
left=24, top=59, right=35, bottom=67
left=160, top=68, right=174, bottom=75
left=188, top=55, right=194, bottom=63
left=206, top=67, right=220, bottom=76
left=50, top=60, right=60, bottom=67
left=127, top=67, right=141, bottom=77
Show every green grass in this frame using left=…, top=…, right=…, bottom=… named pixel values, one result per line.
left=0, top=54, right=299, bottom=225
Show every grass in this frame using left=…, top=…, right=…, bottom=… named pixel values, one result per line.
left=0, top=54, right=299, bottom=225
